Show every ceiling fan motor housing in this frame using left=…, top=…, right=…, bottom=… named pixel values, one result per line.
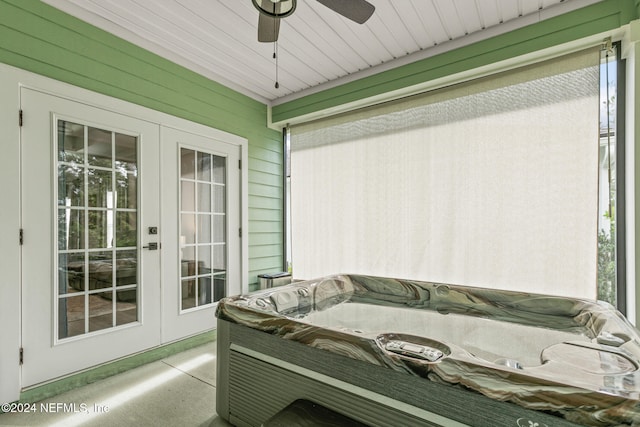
left=252, top=0, right=296, bottom=18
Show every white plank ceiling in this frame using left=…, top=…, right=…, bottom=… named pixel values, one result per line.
left=42, top=0, right=602, bottom=105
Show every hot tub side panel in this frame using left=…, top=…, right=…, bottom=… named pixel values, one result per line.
left=216, top=319, right=581, bottom=427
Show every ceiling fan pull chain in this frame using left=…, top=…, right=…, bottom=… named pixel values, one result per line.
left=274, top=40, right=280, bottom=89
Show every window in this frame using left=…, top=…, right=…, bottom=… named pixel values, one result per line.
left=288, top=47, right=602, bottom=299
left=597, top=42, right=624, bottom=311
left=179, top=148, right=227, bottom=310
left=57, top=120, right=138, bottom=339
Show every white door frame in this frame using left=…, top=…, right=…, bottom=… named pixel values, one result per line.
left=0, top=61, right=248, bottom=401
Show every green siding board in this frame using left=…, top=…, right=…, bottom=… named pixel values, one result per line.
left=0, top=0, right=284, bottom=286
left=249, top=170, right=284, bottom=187
left=249, top=196, right=282, bottom=211
left=250, top=256, right=284, bottom=271
left=250, top=136, right=284, bottom=152
left=250, top=220, right=284, bottom=234
left=251, top=208, right=283, bottom=222
left=250, top=145, right=285, bottom=164
left=249, top=183, right=282, bottom=199
left=250, top=245, right=283, bottom=259
left=248, top=171, right=281, bottom=181
left=272, top=0, right=638, bottom=123
left=249, top=196, right=283, bottom=210
left=248, top=158, right=282, bottom=176
left=250, top=233, right=284, bottom=246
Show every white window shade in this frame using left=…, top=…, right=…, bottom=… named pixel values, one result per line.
left=290, top=48, right=600, bottom=299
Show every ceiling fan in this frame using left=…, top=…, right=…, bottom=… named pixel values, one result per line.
left=252, top=0, right=375, bottom=42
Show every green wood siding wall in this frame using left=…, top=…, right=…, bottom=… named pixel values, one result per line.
left=272, top=0, right=638, bottom=124
left=0, top=0, right=283, bottom=285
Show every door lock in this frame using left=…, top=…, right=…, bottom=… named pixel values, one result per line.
left=143, top=242, right=159, bottom=250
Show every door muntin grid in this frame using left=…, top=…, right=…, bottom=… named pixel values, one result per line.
left=179, top=147, right=227, bottom=311
left=56, top=119, right=139, bottom=340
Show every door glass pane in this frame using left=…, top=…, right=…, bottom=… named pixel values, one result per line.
left=181, top=280, right=196, bottom=310
left=87, top=127, right=112, bottom=167
left=88, top=210, right=109, bottom=249
left=213, top=185, right=225, bottom=214
left=89, top=291, right=113, bottom=332
left=181, top=181, right=195, bottom=212
left=58, top=164, right=84, bottom=207
left=58, top=253, right=84, bottom=294
left=116, top=250, right=137, bottom=286
left=58, top=208, right=84, bottom=251
left=88, top=251, right=113, bottom=290
left=198, top=214, right=211, bottom=243
left=58, top=296, right=85, bottom=339
left=213, top=245, right=226, bottom=273
left=116, top=168, right=137, bottom=209
left=56, top=119, right=139, bottom=340
left=58, top=121, right=84, bottom=163
left=116, top=289, right=137, bottom=326
left=180, top=148, right=227, bottom=310
left=116, top=211, right=137, bottom=247
left=115, top=134, right=137, bottom=172
left=198, top=245, right=211, bottom=275
left=199, top=276, right=212, bottom=305
left=214, top=274, right=226, bottom=302
left=87, top=169, right=113, bottom=208
left=213, top=215, right=226, bottom=242
left=213, top=156, right=225, bottom=184
left=181, top=247, right=196, bottom=277
left=181, top=214, right=196, bottom=245
left=198, top=183, right=211, bottom=212
left=181, top=148, right=195, bottom=179
left=197, top=152, right=211, bottom=181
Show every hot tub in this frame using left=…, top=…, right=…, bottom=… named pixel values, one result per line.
left=215, top=274, right=640, bottom=426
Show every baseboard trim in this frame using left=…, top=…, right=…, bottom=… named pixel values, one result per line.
left=18, top=330, right=216, bottom=404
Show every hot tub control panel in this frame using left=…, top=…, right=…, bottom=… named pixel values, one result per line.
left=385, top=340, right=444, bottom=362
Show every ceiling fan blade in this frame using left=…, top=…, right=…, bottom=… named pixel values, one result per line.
left=258, top=13, right=280, bottom=42
left=315, top=0, right=375, bottom=24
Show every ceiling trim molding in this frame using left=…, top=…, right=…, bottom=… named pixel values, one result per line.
left=270, top=0, right=603, bottom=107
left=270, top=0, right=636, bottom=127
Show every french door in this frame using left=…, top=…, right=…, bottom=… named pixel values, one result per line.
left=20, top=87, right=243, bottom=387
left=20, top=88, right=162, bottom=387
left=160, top=126, right=241, bottom=343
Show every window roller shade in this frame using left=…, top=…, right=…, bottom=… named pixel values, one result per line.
left=290, top=47, right=600, bottom=299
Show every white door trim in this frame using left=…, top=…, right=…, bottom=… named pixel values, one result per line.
left=0, top=61, right=248, bottom=401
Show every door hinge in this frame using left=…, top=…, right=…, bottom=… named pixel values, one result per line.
left=238, top=159, right=242, bottom=170
left=19, top=347, right=23, bottom=365
left=19, top=229, right=23, bottom=245
left=239, top=228, right=242, bottom=238
left=19, top=109, right=23, bottom=127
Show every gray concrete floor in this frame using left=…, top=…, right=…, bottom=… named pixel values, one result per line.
left=0, top=341, right=232, bottom=427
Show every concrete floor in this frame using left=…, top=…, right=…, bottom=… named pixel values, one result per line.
left=0, top=341, right=232, bottom=427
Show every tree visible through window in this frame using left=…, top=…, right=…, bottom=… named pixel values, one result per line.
left=597, top=44, right=619, bottom=307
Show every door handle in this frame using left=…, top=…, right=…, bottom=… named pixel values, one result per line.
left=143, top=242, right=159, bottom=250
